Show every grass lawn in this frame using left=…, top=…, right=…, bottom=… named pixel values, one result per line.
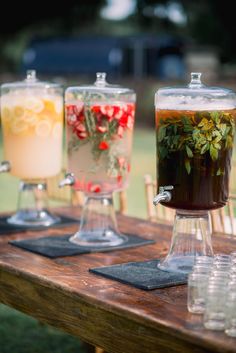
left=0, top=305, right=85, bottom=353
left=0, top=127, right=156, bottom=353
left=0, top=127, right=156, bottom=218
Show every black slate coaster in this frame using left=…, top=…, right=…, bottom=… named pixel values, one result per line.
left=89, top=260, right=188, bottom=290
left=10, top=234, right=154, bottom=258
left=0, top=215, right=79, bottom=235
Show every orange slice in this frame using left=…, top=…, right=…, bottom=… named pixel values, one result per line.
left=24, top=112, right=38, bottom=125
left=25, top=97, right=44, bottom=113
left=1, top=106, right=12, bottom=122
left=43, top=99, right=55, bottom=113
left=13, top=105, right=25, bottom=118
left=11, top=118, right=28, bottom=134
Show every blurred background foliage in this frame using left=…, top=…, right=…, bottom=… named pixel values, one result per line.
left=0, top=0, right=236, bottom=74
left=1, top=0, right=236, bottom=130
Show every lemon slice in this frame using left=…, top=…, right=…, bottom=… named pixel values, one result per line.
left=13, top=105, right=25, bottom=118
left=1, top=106, right=12, bottom=122
left=24, top=112, right=38, bottom=125
left=35, top=119, right=52, bottom=137
left=11, top=118, right=28, bottom=134
left=52, top=122, right=63, bottom=139
left=25, top=96, right=44, bottom=113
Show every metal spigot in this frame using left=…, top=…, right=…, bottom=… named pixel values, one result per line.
left=0, top=161, right=11, bottom=173
left=58, top=173, right=75, bottom=188
left=153, top=185, right=174, bottom=206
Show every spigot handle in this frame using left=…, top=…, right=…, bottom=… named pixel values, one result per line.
left=153, top=185, right=174, bottom=206
left=58, top=173, right=75, bottom=188
left=0, top=161, right=11, bottom=173
left=159, top=185, right=174, bottom=193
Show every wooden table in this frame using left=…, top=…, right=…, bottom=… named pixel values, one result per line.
left=0, top=207, right=236, bottom=353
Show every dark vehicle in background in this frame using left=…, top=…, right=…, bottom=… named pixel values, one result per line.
left=21, top=34, right=186, bottom=80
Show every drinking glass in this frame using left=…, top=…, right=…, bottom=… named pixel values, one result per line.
left=225, top=290, right=236, bottom=337
left=188, top=272, right=209, bottom=314
left=203, top=285, right=227, bottom=330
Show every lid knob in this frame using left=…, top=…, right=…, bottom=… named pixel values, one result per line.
left=26, top=70, right=37, bottom=82
left=188, top=72, right=203, bottom=88
left=95, top=72, right=107, bottom=87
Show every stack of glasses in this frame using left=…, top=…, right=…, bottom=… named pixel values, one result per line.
left=187, top=252, right=236, bottom=337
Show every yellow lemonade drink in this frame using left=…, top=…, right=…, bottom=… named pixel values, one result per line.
left=1, top=93, right=63, bottom=179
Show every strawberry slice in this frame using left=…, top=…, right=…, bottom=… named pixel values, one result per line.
left=117, top=175, right=122, bottom=184
left=97, top=126, right=108, bottom=133
left=74, top=104, right=84, bottom=115
left=91, top=105, right=101, bottom=113
left=117, top=126, right=124, bottom=137
left=100, top=105, right=108, bottom=115
left=76, top=131, right=88, bottom=139
left=75, top=122, right=86, bottom=132
left=106, top=106, right=114, bottom=118
left=117, top=157, right=126, bottom=167
left=90, top=184, right=102, bottom=193
left=127, top=115, right=134, bottom=129
left=67, top=114, right=77, bottom=125
left=119, top=113, right=129, bottom=127
left=114, top=109, right=123, bottom=120
left=66, top=105, right=75, bottom=115
left=127, top=104, right=135, bottom=117
left=98, top=141, right=109, bottom=150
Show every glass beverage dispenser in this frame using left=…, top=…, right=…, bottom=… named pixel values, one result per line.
left=154, top=73, right=236, bottom=273
left=0, top=70, right=63, bottom=226
left=60, top=72, right=136, bottom=247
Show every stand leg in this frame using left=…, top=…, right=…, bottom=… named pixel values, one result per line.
left=158, top=210, right=214, bottom=273
left=7, top=181, right=60, bottom=227
left=70, top=193, right=127, bottom=247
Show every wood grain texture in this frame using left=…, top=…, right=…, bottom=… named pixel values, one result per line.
left=0, top=206, right=236, bottom=353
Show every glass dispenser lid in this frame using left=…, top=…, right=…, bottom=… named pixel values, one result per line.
left=1, top=70, right=61, bottom=90
left=155, top=72, right=236, bottom=110
left=65, top=72, right=136, bottom=102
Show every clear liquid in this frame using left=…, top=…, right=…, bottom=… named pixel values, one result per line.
left=66, top=103, right=135, bottom=194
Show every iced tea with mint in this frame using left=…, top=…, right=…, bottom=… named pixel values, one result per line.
left=156, top=109, right=236, bottom=210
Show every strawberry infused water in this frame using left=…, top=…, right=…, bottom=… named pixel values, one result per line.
left=66, top=102, right=135, bottom=194
left=63, top=73, right=136, bottom=247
